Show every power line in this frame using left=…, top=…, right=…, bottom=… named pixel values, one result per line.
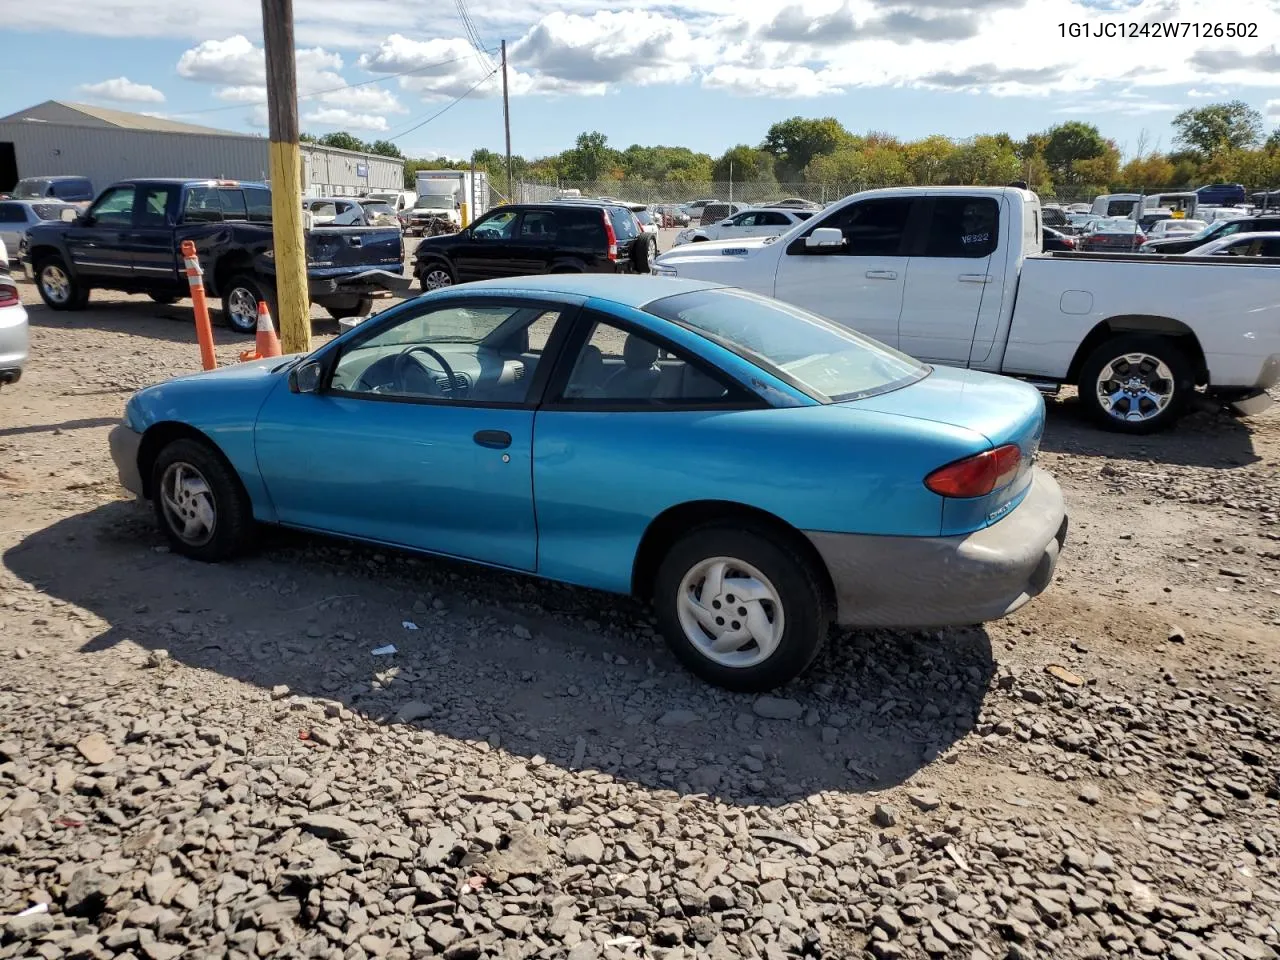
left=168, top=47, right=499, bottom=117
left=386, top=68, right=498, bottom=143
left=454, top=0, right=496, bottom=72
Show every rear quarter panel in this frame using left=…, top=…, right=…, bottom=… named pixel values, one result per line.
left=533, top=403, right=985, bottom=595
left=1005, top=256, right=1280, bottom=387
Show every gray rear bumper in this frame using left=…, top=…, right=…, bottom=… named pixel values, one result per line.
left=805, top=468, right=1067, bottom=628
left=109, top=424, right=145, bottom=498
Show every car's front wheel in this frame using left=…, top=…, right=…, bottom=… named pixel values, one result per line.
left=653, top=525, right=831, bottom=691
left=150, top=438, right=254, bottom=562
left=36, top=256, right=89, bottom=311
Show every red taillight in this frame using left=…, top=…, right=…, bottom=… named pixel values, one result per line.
left=0, top=280, right=18, bottom=308
left=925, top=444, right=1022, bottom=498
left=602, top=210, right=618, bottom=261
left=1063, top=235, right=1075, bottom=249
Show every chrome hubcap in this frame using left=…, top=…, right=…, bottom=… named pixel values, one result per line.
left=1096, top=352, right=1175, bottom=422
left=423, top=269, right=452, bottom=290
left=228, top=287, right=258, bottom=330
left=41, top=265, right=70, bottom=303
left=159, top=462, right=217, bottom=546
left=676, top=557, right=784, bottom=668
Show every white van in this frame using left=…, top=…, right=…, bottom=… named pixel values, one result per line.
left=365, top=190, right=416, bottom=215
left=1091, top=193, right=1141, bottom=218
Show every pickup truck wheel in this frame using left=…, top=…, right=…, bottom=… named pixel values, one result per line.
left=222, top=274, right=274, bottom=335
left=326, top=297, right=373, bottom=321
left=149, top=293, right=179, bottom=305
left=1078, top=334, right=1193, bottom=434
left=418, top=261, right=455, bottom=291
left=653, top=524, right=830, bottom=692
left=36, top=256, right=89, bottom=311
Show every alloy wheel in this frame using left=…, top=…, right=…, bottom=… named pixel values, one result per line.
left=1095, top=352, right=1175, bottom=423
left=40, top=265, right=70, bottom=304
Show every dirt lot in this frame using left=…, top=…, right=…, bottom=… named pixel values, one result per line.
left=2, top=277, right=1279, bottom=960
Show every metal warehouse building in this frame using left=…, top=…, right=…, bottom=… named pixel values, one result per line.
left=0, top=101, right=404, bottom=198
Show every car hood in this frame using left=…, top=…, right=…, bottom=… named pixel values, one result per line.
left=658, top=236, right=775, bottom=260
left=162, top=355, right=302, bottom=386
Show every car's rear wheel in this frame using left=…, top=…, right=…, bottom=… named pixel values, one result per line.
left=326, top=297, right=373, bottom=321
left=1077, top=333, right=1194, bottom=434
left=36, top=256, right=89, bottom=311
left=221, top=273, right=274, bottom=335
left=630, top=235, right=654, bottom=274
left=653, top=525, right=830, bottom=691
left=150, top=438, right=254, bottom=562
left=418, top=260, right=455, bottom=291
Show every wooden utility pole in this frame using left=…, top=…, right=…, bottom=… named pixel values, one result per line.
left=260, top=0, right=310, bottom=354
left=501, top=40, right=513, bottom=200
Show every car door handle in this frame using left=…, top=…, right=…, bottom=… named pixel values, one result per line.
left=959, top=273, right=993, bottom=283
left=473, top=430, right=512, bottom=449
left=865, top=270, right=897, bottom=280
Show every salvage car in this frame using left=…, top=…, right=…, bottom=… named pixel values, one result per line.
left=0, top=199, right=79, bottom=262
left=109, top=275, right=1067, bottom=691
left=0, top=238, right=27, bottom=386
left=20, top=179, right=409, bottom=328
left=673, top=207, right=815, bottom=246
left=654, top=186, right=1280, bottom=432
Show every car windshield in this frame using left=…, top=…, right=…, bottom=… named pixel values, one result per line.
left=31, top=203, right=69, bottom=221
left=643, top=287, right=927, bottom=403
left=1094, top=218, right=1138, bottom=232
left=1163, top=220, right=1205, bottom=233
left=416, top=195, right=453, bottom=208
left=13, top=178, right=51, bottom=200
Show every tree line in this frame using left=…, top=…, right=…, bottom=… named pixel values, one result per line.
left=306, top=100, right=1280, bottom=198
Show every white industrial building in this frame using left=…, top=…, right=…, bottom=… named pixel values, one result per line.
left=0, top=101, right=405, bottom=198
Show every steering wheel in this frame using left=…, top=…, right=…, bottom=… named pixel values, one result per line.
left=393, top=345, right=462, bottom=396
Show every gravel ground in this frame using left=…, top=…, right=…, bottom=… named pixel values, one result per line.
left=2, top=272, right=1279, bottom=960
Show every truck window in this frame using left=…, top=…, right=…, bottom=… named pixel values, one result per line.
left=183, top=187, right=223, bottom=224
left=245, top=187, right=272, bottom=223
left=802, top=198, right=913, bottom=256
left=922, top=197, right=999, bottom=258
left=89, top=186, right=136, bottom=226
left=219, top=189, right=248, bottom=221
left=135, top=185, right=176, bottom=227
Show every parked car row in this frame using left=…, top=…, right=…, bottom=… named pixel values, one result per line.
left=673, top=207, right=815, bottom=246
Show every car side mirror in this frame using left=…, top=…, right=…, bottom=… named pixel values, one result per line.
left=805, top=227, right=845, bottom=250
left=291, top=360, right=323, bottom=394
left=721, top=219, right=733, bottom=226
left=60, top=208, right=79, bottom=223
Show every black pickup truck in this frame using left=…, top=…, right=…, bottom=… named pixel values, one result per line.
left=20, top=179, right=409, bottom=332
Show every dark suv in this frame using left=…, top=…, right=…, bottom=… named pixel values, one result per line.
left=413, top=202, right=652, bottom=290
left=1141, top=214, right=1280, bottom=254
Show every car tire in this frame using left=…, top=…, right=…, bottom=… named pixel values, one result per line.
left=653, top=524, right=831, bottom=692
left=149, top=293, right=179, bottom=305
left=1077, top=333, right=1195, bottom=434
left=691, top=236, right=708, bottom=242
left=35, top=255, right=89, bottom=311
left=418, top=259, right=456, bottom=291
left=326, top=297, right=373, bottom=321
left=150, top=437, right=255, bottom=562
left=221, top=273, right=275, bottom=335
left=630, top=235, right=654, bottom=274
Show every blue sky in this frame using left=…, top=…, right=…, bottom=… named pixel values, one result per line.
left=3, top=0, right=1278, bottom=163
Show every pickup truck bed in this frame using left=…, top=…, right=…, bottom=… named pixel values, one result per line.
left=654, top=187, right=1280, bottom=433
left=21, top=178, right=410, bottom=334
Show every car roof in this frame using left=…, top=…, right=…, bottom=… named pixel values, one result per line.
left=113, top=178, right=269, bottom=187
left=430, top=274, right=724, bottom=308
left=1204, top=231, right=1280, bottom=242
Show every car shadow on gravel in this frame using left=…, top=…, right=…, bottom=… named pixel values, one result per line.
left=6, top=501, right=996, bottom=807
left=24, top=298, right=342, bottom=345
left=1043, top=394, right=1263, bottom=468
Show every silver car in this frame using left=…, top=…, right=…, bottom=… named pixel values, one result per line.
left=0, top=199, right=78, bottom=264
left=0, top=237, right=28, bottom=386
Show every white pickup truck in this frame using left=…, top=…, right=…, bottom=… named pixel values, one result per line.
left=653, top=186, right=1280, bottom=433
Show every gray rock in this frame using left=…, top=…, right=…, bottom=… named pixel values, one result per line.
left=565, top=832, right=605, bottom=865
left=394, top=700, right=431, bottom=723
left=76, top=733, right=115, bottom=765
left=299, top=814, right=366, bottom=841
left=1079, top=784, right=1102, bottom=805
left=65, top=867, right=112, bottom=917
left=908, top=789, right=941, bottom=812
left=874, top=803, right=899, bottom=827
left=657, top=709, right=700, bottom=727
left=752, top=696, right=803, bottom=720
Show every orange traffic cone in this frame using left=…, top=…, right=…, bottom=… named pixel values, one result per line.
left=254, top=300, right=282, bottom=359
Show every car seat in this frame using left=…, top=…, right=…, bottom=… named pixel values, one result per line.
left=565, top=344, right=605, bottom=398
left=600, top=335, right=661, bottom=399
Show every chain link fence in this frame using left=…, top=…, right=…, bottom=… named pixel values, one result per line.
left=512, top=180, right=872, bottom=207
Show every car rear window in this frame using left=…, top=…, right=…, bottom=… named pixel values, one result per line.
left=245, top=187, right=273, bottom=223
left=219, top=189, right=248, bottom=221
left=52, top=179, right=93, bottom=201
left=183, top=187, right=223, bottom=223
left=607, top=206, right=638, bottom=240
left=32, top=203, right=68, bottom=221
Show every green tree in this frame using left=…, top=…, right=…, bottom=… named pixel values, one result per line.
left=761, top=116, right=852, bottom=180
left=1120, top=154, right=1175, bottom=189
left=1172, top=101, right=1263, bottom=158
left=367, top=140, right=403, bottom=159
left=903, top=135, right=955, bottom=185
left=560, top=131, right=618, bottom=181
left=299, top=132, right=318, bottom=143
left=712, top=145, right=776, bottom=183
left=946, top=135, right=1021, bottom=185
left=1267, top=129, right=1280, bottom=152
left=317, top=131, right=367, bottom=152
left=1042, top=122, right=1108, bottom=184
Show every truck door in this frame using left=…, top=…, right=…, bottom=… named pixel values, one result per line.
left=125, top=183, right=180, bottom=285
left=772, top=197, right=917, bottom=349
left=898, top=196, right=1000, bottom=365
left=63, top=184, right=137, bottom=283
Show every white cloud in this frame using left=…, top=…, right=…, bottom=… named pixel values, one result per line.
left=1266, top=99, right=1280, bottom=122
left=302, top=107, right=390, bottom=131
left=77, top=76, right=166, bottom=103
left=702, top=65, right=843, bottom=98
left=510, top=11, right=698, bottom=90
left=358, top=35, right=505, bottom=99
left=177, top=36, right=261, bottom=84
left=1053, top=99, right=1187, bottom=116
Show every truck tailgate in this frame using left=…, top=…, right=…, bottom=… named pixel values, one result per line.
left=307, top=226, right=403, bottom=272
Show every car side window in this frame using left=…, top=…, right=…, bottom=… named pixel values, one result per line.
left=245, top=187, right=272, bottom=223
left=1260, top=239, right=1280, bottom=257
left=729, top=213, right=754, bottom=227
left=922, top=197, right=999, bottom=258
left=519, top=211, right=558, bottom=240
left=89, top=186, right=136, bottom=226
left=797, top=198, right=914, bottom=256
left=472, top=211, right=517, bottom=240
left=219, top=190, right=248, bottom=221
left=329, top=302, right=564, bottom=405
left=135, top=186, right=175, bottom=227
left=760, top=212, right=791, bottom=226
left=558, top=317, right=744, bottom=406
left=0, top=203, right=23, bottom=223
